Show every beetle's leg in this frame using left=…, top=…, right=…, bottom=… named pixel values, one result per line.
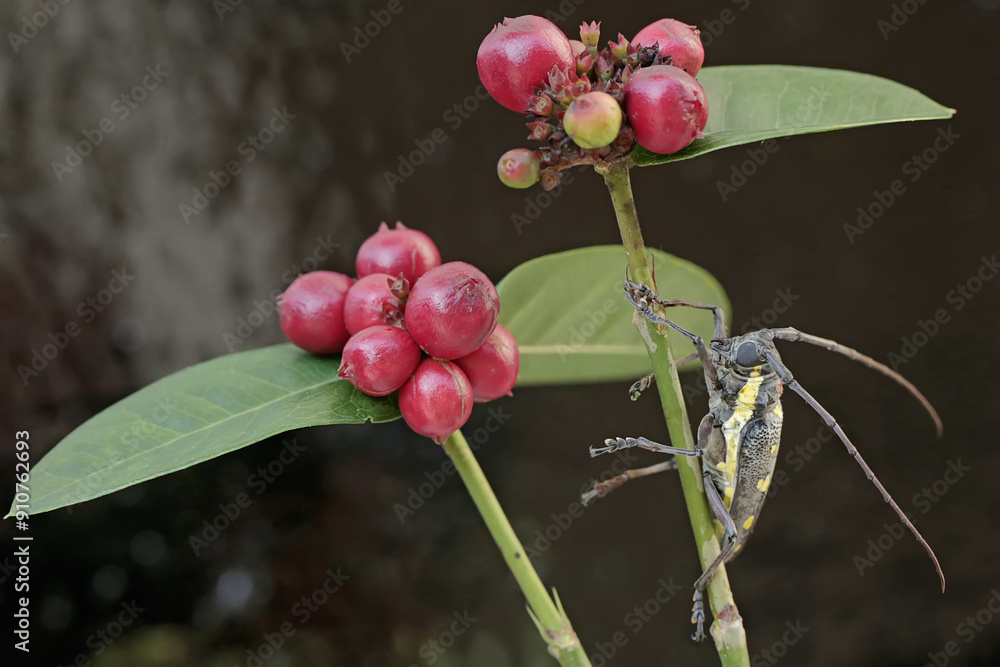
left=763, top=350, right=946, bottom=593
left=589, top=436, right=703, bottom=459
left=629, top=352, right=698, bottom=401
left=769, top=327, right=942, bottom=436
left=580, top=460, right=678, bottom=505
left=623, top=282, right=724, bottom=390
left=690, top=468, right=739, bottom=642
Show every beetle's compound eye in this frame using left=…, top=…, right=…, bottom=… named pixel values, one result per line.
left=735, top=342, right=760, bottom=367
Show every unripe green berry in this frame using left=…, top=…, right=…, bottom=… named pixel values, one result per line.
left=563, top=91, right=622, bottom=149
left=497, top=149, right=540, bottom=189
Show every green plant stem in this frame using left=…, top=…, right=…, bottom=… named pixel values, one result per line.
left=597, top=159, right=750, bottom=667
left=442, top=430, right=592, bottom=667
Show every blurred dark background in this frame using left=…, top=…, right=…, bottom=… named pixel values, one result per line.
left=2, top=0, right=998, bottom=665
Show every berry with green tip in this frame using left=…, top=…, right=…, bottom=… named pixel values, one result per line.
left=563, top=91, right=623, bottom=149
left=497, top=149, right=540, bottom=189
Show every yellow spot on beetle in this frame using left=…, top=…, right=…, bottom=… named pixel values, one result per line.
left=734, top=544, right=743, bottom=553
left=770, top=444, right=777, bottom=454
left=757, top=474, right=772, bottom=492
left=743, top=515, right=755, bottom=530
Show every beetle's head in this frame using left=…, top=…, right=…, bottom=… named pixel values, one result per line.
left=711, top=331, right=776, bottom=373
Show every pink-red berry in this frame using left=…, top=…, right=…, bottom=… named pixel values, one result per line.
left=343, top=273, right=404, bottom=334
left=632, top=19, right=705, bottom=76
left=563, top=91, right=622, bottom=149
left=337, top=325, right=421, bottom=397
left=478, top=15, right=575, bottom=112
left=455, top=324, right=520, bottom=402
left=355, top=222, right=441, bottom=285
left=279, top=271, right=354, bottom=354
left=399, top=358, right=474, bottom=443
left=497, top=148, right=541, bottom=189
left=404, top=262, right=500, bottom=360
left=623, top=65, right=708, bottom=155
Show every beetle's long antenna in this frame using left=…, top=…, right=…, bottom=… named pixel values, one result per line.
left=769, top=327, right=942, bottom=437
left=764, top=350, right=946, bottom=593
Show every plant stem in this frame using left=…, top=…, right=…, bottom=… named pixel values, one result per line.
left=442, top=430, right=593, bottom=667
left=596, top=159, right=750, bottom=667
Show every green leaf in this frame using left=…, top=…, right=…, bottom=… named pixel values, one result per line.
left=632, top=65, right=955, bottom=166
left=498, top=246, right=729, bottom=386
left=15, top=344, right=399, bottom=516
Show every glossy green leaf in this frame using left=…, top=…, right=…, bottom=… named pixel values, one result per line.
left=498, top=246, right=729, bottom=385
left=632, top=65, right=955, bottom=166
left=14, top=344, right=399, bottom=516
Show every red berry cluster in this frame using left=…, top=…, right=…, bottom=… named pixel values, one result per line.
left=278, top=223, right=519, bottom=443
left=478, top=16, right=709, bottom=190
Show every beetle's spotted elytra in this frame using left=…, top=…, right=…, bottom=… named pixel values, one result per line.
left=584, top=278, right=945, bottom=642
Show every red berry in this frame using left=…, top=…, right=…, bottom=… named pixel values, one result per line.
left=356, top=222, right=441, bottom=285
left=338, top=325, right=421, bottom=397
left=279, top=271, right=353, bottom=354
left=477, top=15, right=575, bottom=112
left=404, top=262, right=500, bottom=360
left=399, top=358, right=474, bottom=443
left=623, top=65, right=708, bottom=155
left=563, top=91, right=622, bottom=149
left=455, top=324, right=519, bottom=402
left=497, top=149, right=540, bottom=189
left=343, top=273, right=403, bottom=334
left=632, top=19, right=705, bottom=75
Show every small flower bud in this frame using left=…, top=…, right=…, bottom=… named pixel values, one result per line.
left=539, top=169, right=561, bottom=191
left=527, top=120, right=554, bottom=141
left=579, top=21, right=601, bottom=51
left=609, top=33, right=629, bottom=62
